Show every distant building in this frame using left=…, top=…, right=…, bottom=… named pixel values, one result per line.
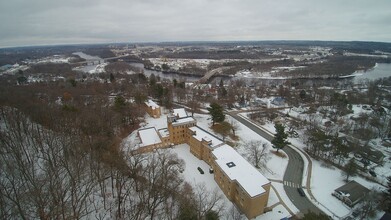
left=133, top=108, right=270, bottom=219
left=0, top=64, right=13, bottom=71
left=271, top=97, right=285, bottom=106
left=332, top=180, right=370, bottom=207
left=144, top=99, right=161, bottom=118
left=355, top=146, right=385, bottom=164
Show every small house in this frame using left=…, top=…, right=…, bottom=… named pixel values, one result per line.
left=145, top=99, right=161, bottom=118
left=332, top=180, right=369, bottom=207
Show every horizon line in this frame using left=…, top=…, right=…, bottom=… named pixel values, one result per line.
left=2, top=39, right=391, bottom=50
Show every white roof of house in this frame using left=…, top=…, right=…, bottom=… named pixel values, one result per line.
left=145, top=100, right=159, bottom=109
left=212, top=144, right=270, bottom=197
left=173, top=108, right=187, bottom=118
left=138, top=127, right=162, bottom=146
left=189, top=126, right=223, bottom=149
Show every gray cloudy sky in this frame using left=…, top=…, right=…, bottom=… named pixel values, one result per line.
left=1, top=0, right=390, bottom=48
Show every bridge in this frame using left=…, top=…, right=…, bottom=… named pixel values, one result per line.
left=197, top=66, right=230, bottom=84
left=73, top=54, right=136, bottom=66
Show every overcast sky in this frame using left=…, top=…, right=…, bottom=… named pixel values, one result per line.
left=0, top=0, right=390, bottom=48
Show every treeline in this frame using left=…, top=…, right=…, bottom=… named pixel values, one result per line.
left=27, top=63, right=76, bottom=76
left=0, top=45, right=97, bottom=66
left=104, top=61, right=143, bottom=74
left=289, top=56, right=391, bottom=78
left=82, top=47, right=115, bottom=59
left=141, top=49, right=278, bottom=60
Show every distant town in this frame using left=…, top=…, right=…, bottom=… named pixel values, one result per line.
left=1, top=41, right=391, bottom=220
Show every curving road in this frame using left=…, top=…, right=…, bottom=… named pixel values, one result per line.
left=228, top=112, right=323, bottom=215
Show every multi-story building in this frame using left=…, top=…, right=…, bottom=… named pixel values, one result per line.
left=167, top=109, right=196, bottom=145
left=212, top=145, right=270, bottom=219
left=134, top=108, right=270, bottom=219
left=144, top=99, right=161, bottom=118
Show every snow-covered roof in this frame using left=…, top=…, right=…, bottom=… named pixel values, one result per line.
left=172, top=117, right=196, bottom=126
left=145, top=100, right=160, bottom=109
left=189, top=126, right=223, bottom=149
left=138, top=127, right=162, bottom=146
left=158, top=128, right=170, bottom=138
left=334, top=180, right=369, bottom=203
left=212, top=144, right=270, bottom=197
left=173, top=108, right=187, bottom=118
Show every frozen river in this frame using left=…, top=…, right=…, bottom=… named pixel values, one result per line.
left=353, top=63, right=391, bottom=83
left=73, top=52, right=105, bottom=73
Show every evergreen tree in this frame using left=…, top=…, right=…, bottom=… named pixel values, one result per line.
left=207, top=103, right=225, bottom=126
left=299, top=89, right=306, bottom=100
left=205, top=210, right=219, bottom=220
left=114, top=95, right=126, bottom=111
left=109, top=72, right=115, bottom=82
left=271, top=124, right=290, bottom=153
left=161, top=63, right=169, bottom=71
left=218, top=79, right=227, bottom=98
left=342, top=158, right=357, bottom=181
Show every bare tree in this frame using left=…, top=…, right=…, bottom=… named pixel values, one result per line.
left=353, top=189, right=381, bottom=220
left=229, top=119, right=240, bottom=137
left=243, top=140, right=270, bottom=170
left=193, top=184, right=225, bottom=219
left=136, top=150, right=184, bottom=219
left=225, top=204, right=245, bottom=220
left=0, top=107, right=97, bottom=219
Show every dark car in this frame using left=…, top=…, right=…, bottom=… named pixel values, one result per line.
left=197, top=167, right=204, bottom=174
left=297, top=187, right=305, bottom=197
left=369, top=170, right=377, bottom=177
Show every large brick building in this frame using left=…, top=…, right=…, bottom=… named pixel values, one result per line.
left=135, top=108, right=270, bottom=219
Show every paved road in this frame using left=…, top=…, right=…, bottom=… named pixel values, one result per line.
left=228, top=112, right=323, bottom=215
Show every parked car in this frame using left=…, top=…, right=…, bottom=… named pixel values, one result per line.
left=354, top=153, right=362, bottom=159
left=297, top=187, right=305, bottom=197
left=197, top=167, right=204, bottom=174
left=369, top=170, right=377, bottom=177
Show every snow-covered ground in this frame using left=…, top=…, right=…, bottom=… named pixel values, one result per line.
left=125, top=105, right=389, bottom=219
left=148, top=58, right=212, bottom=71
left=240, top=108, right=387, bottom=219
left=122, top=110, right=294, bottom=219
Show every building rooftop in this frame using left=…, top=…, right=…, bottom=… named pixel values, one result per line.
left=173, top=108, right=188, bottom=118
left=189, top=126, right=223, bottom=149
left=145, top=99, right=159, bottom=109
left=172, top=116, right=196, bottom=126
left=158, top=128, right=170, bottom=138
left=138, top=127, right=162, bottom=146
left=334, top=180, right=370, bottom=204
left=212, top=144, right=270, bottom=197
